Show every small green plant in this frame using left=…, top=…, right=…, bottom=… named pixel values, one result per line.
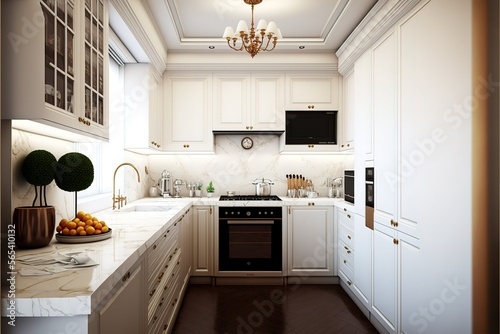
left=196, top=181, right=203, bottom=191
left=206, top=181, right=215, bottom=193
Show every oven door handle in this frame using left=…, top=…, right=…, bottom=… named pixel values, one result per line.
left=226, top=220, right=274, bottom=225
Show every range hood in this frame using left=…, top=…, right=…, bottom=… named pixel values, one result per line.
left=212, top=130, right=284, bottom=135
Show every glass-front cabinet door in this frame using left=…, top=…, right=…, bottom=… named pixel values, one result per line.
left=2, top=0, right=109, bottom=141
left=41, top=0, right=75, bottom=113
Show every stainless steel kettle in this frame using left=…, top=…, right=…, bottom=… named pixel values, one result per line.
left=158, top=170, right=172, bottom=197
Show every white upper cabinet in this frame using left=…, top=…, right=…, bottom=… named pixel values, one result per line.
left=213, top=72, right=284, bottom=132
left=163, top=72, right=214, bottom=152
left=340, top=69, right=355, bottom=151
left=285, top=73, right=339, bottom=110
left=2, top=0, right=109, bottom=141
left=124, top=63, right=163, bottom=152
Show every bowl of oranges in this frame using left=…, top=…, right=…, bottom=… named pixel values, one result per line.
left=55, top=211, right=112, bottom=244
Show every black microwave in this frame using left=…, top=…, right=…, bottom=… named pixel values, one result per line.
left=285, top=110, right=338, bottom=145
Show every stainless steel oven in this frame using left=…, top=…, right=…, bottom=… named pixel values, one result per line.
left=217, top=196, right=283, bottom=275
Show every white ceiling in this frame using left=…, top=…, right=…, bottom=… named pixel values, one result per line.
left=142, top=0, right=378, bottom=53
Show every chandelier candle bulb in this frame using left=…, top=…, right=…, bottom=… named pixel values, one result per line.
left=223, top=26, right=235, bottom=39
left=266, top=21, right=278, bottom=35
left=256, top=19, right=267, bottom=31
left=236, top=20, right=249, bottom=34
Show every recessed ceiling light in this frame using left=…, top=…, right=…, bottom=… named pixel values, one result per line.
left=299, top=46, right=305, bottom=49
left=209, top=46, right=215, bottom=49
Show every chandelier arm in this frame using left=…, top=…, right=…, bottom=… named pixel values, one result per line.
left=227, top=39, right=245, bottom=51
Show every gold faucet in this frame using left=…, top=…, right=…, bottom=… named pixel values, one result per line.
left=113, top=163, right=141, bottom=210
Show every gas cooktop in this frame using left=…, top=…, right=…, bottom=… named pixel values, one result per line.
left=218, top=195, right=282, bottom=201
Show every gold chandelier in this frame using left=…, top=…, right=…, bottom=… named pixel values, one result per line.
left=222, top=0, right=282, bottom=58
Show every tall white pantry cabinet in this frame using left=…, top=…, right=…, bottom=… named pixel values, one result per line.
left=337, top=0, right=472, bottom=333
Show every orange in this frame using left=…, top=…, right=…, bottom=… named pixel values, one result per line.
left=78, top=230, right=87, bottom=236
left=73, top=218, right=81, bottom=224
left=84, top=214, right=92, bottom=222
left=94, top=222, right=102, bottom=230
left=85, top=226, right=95, bottom=235
left=67, top=221, right=77, bottom=230
left=100, top=221, right=106, bottom=226
left=69, top=229, right=77, bottom=236
left=85, top=219, right=94, bottom=226
left=76, top=226, right=85, bottom=233
left=101, top=225, right=109, bottom=233
left=62, top=227, right=70, bottom=235
left=59, top=219, right=69, bottom=228
left=77, top=211, right=86, bottom=221
left=78, top=221, right=86, bottom=227
left=94, top=229, right=102, bottom=235
left=56, top=225, right=63, bottom=233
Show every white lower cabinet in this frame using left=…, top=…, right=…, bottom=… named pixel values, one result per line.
left=191, top=206, right=214, bottom=276
left=337, top=205, right=373, bottom=312
left=287, top=205, right=334, bottom=276
left=146, top=209, right=192, bottom=334
left=352, top=213, right=372, bottom=308
left=97, top=261, right=145, bottom=334
left=372, top=222, right=398, bottom=333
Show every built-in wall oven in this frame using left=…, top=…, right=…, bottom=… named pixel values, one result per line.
left=217, top=195, right=283, bottom=277
left=344, top=170, right=355, bottom=204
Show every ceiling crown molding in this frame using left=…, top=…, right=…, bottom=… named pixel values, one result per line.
left=109, top=0, right=167, bottom=79
left=336, top=0, right=422, bottom=75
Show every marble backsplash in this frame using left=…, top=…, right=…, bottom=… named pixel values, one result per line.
left=147, top=135, right=354, bottom=198
left=10, top=130, right=353, bottom=221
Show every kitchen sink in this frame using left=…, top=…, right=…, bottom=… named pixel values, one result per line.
left=119, top=205, right=174, bottom=212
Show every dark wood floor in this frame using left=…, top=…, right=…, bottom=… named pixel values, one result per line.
left=172, top=284, right=379, bottom=334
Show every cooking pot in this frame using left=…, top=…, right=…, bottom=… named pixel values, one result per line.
left=252, top=178, right=274, bottom=196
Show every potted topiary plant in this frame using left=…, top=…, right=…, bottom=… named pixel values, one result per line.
left=14, top=149, right=57, bottom=248
left=206, top=181, right=215, bottom=198
left=54, top=152, right=94, bottom=219
left=195, top=181, right=203, bottom=197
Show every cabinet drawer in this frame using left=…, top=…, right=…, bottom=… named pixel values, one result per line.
left=148, top=251, right=181, bottom=324
left=148, top=245, right=179, bottom=294
left=338, top=244, right=354, bottom=281
left=338, top=240, right=354, bottom=263
left=151, top=260, right=184, bottom=334
left=149, top=221, right=179, bottom=267
left=338, top=224, right=354, bottom=250
left=337, top=206, right=354, bottom=228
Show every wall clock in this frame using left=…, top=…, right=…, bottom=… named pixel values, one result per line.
left=241, top=137, right=253, bottom=150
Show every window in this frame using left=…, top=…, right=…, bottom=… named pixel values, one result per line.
left=77, top=55, right=125, bottom=212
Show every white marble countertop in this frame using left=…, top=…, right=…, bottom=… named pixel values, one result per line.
left=2, top=196, right=350, bottom=318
